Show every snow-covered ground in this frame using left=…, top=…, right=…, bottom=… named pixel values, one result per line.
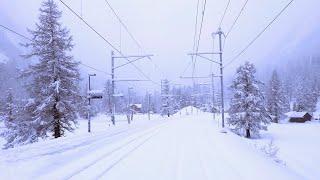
left=0, top=108, right=318, bottom=179
left=252, top=121, right=320, bottom=180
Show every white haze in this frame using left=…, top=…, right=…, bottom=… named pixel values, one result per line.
left=1, top=0, right=320, bottom=93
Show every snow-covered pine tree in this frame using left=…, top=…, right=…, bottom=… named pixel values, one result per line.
left=295, top=77, right=318, bottom=112
left=103, top=80, right=112, bottom=115
left=1, top=89, right=37, bottom=148
left=228, top=62, right=271, bottom=138
left=161, top=79, right=171, bottom=117
left=1, top=89, right=18, bottom=148
left=22, top=0, right=81, bottom=139
left=266, top=70, right=286, bottom=123
left=141, top=92, right=150, bottom=114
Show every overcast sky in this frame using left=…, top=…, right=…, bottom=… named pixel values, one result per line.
left=1, top=0, right=320, bottom=93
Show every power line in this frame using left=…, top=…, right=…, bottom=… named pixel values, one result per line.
left=192, top=0, right=207, bottom=79
left=224, top=0, right=294, bottom=68
left=79, top=62, right=111, bottom=75
left=0, top=23, right=112, bottom=75
left=191, top=0, right=201, bottom=61
left=102, top=0, right=166, bottom=80
left=219, top=0, right=231, bottom=28
left=188, top=0, right=201, bottom=84
left=103, top=0, right=142, bottom=49
left=58, top=0, right=160, bottom=86
left=58, top=0, right=120, bottom=52
left=181, top=60, right=193, bottom=77
left=225, top=0, right=249, bottom=38
left=0, top=24, right=32, bottom=41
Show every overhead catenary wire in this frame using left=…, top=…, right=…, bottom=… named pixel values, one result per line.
left=0, top=24, right=32, bottom=41
left=58, top=0, right=160, bottom=86
left=192, top=0, right=207, bottom=79
left=102, top=0, right=166, bottom=82
left=218, top=0, right=231, bottom=28
left=224, top=0, right=294, bottom=68
left=182, top=0, right=200, bottom=84
left=103, top=0, right=166, bottom=79
left=0, top=23, right=112, bottom=75
left=103, top=0, right=142, bottom=49
left=191, top=0, right=201, bottom=62
left=225, top=0, right=249, bottom=38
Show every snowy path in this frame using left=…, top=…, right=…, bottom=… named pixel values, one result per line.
left=0, top=112, right=303, bottom=180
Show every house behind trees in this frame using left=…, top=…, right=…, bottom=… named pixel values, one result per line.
left=285, top=112, right=312, bottom=123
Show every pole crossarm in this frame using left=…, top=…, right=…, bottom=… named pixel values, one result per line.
left=188, top=52, right=221, bottom=55
left=114, top=79, right=151, bottom=82
left=112, top=54, right=154, bottom=70
left=188, top=53, right=221, bottom=65
left=210, top=74, right=222, bottom=78
left=113, top=55, right=154, bottom=59
left=113, top=56, right=146, bottom=70
left=180, top=76, right=210, bottom=79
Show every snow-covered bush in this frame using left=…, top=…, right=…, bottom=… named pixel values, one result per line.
left=254, top=140, right=285, bottom=165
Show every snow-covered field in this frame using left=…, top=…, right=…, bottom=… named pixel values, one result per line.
left=0, top=108, right=319, bottom=179
left=253, top=121, right=320, bottom=180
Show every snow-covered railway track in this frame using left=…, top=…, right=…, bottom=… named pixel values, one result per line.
left=37, top=121, right=167, bottom=180
left=66, top=126, right=163, bottom=180
left=92, top=131, right=159, bottom=179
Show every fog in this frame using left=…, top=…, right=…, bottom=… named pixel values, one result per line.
left=1, top=0, right=320, bottom=93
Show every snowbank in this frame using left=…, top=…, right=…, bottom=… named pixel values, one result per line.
left=0, top=53, right=9, bottom=64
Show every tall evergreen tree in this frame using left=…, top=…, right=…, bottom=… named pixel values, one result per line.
left=22, top=0, right=81, bottom=138
left=228, top=62, right=270, bottom=138
left=266, top=70, right=286, bottom=123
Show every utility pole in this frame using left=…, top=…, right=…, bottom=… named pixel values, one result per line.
left=88, top=73, right=96, bottom=133
left=111, top=51, right=115, bottom=125
left=110, top=51, right=153, bottom=125
left=128, top=87, right=134, bottom=122
left=187, top=28, right=226, bottom=130
left=211, top=73, right=216, bottom=120
left=148, top=93, right=151, bottom=120
left=216, top=28, right=225, bottom=128
left=126, top=87, right=133, bottom=124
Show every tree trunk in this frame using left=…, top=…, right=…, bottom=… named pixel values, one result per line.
left=53, top=103, right=61, bottom=138
left=245, top=128, right=251, bottom=138
left=274, top=117, right=279, bottom=123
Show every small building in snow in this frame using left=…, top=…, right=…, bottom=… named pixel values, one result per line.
left=130, top=104, right=142, bottom=113
left=285, top=112, right=312, bottom=123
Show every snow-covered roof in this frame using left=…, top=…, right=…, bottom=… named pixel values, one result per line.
left=88, top=90, right=103, bottom=94
left=131, top=104, right=142, bottom=108
left=285, top=111, right=310, bottom=118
